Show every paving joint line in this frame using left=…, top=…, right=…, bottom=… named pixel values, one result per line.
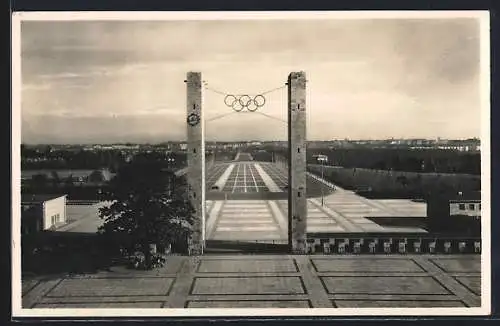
left=163, top=257, right=200, bottom=308
left=411, top=256, right=481, bottom=307
left=308, top=198, right=363, bottom=233
left=294, top=256, right=333, bottom=308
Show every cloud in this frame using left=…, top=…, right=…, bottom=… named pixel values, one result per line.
left=19, top=18, right=483, bottom=143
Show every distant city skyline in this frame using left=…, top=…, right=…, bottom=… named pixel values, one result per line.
left=19, top=14, right=486, bottom=144
left=21, top=137, right=480, bottom=146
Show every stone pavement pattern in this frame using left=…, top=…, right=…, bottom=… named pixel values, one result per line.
left=202, top=162, right=428, bottom=242
left=60, top=162, right=427, bottom=236
left=22, top=255, right=481, bottom=309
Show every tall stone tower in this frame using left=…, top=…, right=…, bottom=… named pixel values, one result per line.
left=186, top=72, right=205, bottom=255
left=287, top=71, right=307, bottom=254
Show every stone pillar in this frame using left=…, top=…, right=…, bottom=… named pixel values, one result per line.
left=287, top=71, right=307, bottom=254
left=186, top=72, right=205, bottom=255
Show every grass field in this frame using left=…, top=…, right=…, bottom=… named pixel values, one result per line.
left=307, top=165, right=480, bottom=199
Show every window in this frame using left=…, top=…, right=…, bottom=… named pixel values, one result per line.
left=50, top=213, right=60, bottom=226
left=469, top=204, right=475, bottom=210
left=458, top=204, right=465, bottom=210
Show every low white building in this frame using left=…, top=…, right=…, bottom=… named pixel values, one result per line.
left=21, top=194, right=67, bottom=234
left=449, top=199, right=481, bottom=218
left=427, top=191, right=481, bottom=234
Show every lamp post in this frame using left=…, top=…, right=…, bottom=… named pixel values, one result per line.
left=317, top=154, right=328, bottom=206
left=167, top=157, right=175, bottom=169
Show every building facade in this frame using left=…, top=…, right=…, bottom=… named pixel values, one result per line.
left=21, top=194, right=67, bottom=235
left=427, top=191, right=481, bottom=235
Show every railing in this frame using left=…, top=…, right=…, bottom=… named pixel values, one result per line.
left=304, top=235, right=481, bottom=255
left=205, top=235, right=480, bottom=255
left=66, top=200, right=100, bottom=205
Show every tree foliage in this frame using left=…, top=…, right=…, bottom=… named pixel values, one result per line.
left=30, top=173, right=49, bottom=191
left=88, top=170, right=105, bottom=183
left=97, top=153, right=194, bottom=268
left=305, top=148, right=481, bottom=175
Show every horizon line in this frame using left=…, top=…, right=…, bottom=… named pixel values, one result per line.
left=21, top=137, right=481, bottom=146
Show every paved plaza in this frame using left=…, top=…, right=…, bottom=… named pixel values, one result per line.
left=60, top=160, right=427, bottom=237
left=206, top=200, right=287, bottom=241
left=208, top=161, right=286, bottom=193
left=204, top=161, right=428, bottom=241
left=21, top=254, right=481, bottom=309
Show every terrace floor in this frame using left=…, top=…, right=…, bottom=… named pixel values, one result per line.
left=21, top=254, right=481, bottom=309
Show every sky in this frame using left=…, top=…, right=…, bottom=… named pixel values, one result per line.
left=19, top=16, right=484, bottom=144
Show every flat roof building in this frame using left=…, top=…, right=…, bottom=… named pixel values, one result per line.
left=21, top=194, right=67, bottom=235
left=427, top=191, right=481, bottom=235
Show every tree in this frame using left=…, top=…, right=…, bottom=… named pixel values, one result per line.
left=97, top=153, right=194, bottom=269
left=64, top=174, right=75, bottom=187
left=88, top=170, right=104, bottom=183
left=31, top=173, right=49, bottom=191
left=50, top=171, right=60, bottom=188
left=396, top=175, right=409, bottom=188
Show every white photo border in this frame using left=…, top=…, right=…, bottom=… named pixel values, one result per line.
left=11, top=10, right=492, bottom=317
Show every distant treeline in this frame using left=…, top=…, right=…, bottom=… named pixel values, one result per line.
left=22, top=152, right=193, bottom=200
left=307, top=148, right=480, bottom=175
left=263, top=147, right=480, bottom=175
left=250, top=150, right=274, bottom=162
left=21, top=146, right=188, bottom=171
left=22, top=182, right=112, bottom=201
left=212, top=150, right=238, bottom=162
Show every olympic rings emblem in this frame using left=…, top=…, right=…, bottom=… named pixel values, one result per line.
left=224, top=94, right=266, bottom=112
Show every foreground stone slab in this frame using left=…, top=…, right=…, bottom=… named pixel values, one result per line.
left=34, top=302, right=165, bottom=308
left=186, top=300, right=311, bottom=308
left=312, top=258, right=424, bottom=273
left=46, top=278, right=174, bottom=297
left=454, top=276, right=481, bottom=296
left=191, top=276, right=305, bottom=295
left=21, top=254, right=481, bottom=309
left=322, top=276, right=450, bottom=295
left=430, top=258, right=481, bottom=273
left=197, top=259, right=298, bottom=273
left=333, top=300, right=466, bottom=308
